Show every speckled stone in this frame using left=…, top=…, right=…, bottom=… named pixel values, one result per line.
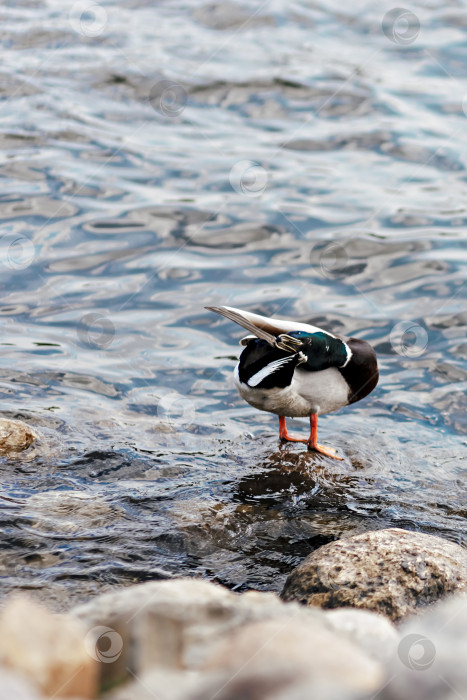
left=281, top=528, right=467, bottom=621
left=0, top=419, right=36, bottom=454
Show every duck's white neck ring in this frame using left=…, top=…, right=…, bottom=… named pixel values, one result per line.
left=340, top=343, right=353, bottom=368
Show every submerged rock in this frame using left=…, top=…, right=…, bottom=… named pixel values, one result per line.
left=0, top=595, right=98, bottom=698
left=281, top=528, right=467, bottom=621
left=0, top=418, right=36, bottom=454
left=25, top=490, right=119, bottom=534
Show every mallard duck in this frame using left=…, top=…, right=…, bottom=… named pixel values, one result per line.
left=206, top=306, right=379, bottom=460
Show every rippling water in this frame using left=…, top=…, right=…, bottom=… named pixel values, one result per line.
left=0, top=0, right=466, bottom=609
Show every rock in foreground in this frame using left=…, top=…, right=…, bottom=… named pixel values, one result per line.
left=281, top=528, right=467, bottom=621
left=0, top=596, right=98, bottom=698
left=4, top=577, right=467, bottom=700
left=378, top=592, right=467, bottom=700
left=203, top=617, right=383, bottom=691
left=72, top=577, right=390, bottom=699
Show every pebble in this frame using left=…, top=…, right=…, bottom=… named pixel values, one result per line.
left=0, top=419, right=36, bottom=454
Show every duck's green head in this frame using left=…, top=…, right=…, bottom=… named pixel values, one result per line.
left=277, top=330, right=350, bottom=370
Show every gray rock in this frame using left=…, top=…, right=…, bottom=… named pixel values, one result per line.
left=202, top=617, right=384, bottom=692
left=72, top=578, right=386, bottom=699
left=0, top=668, right=44, bottom=700
left=281, top=528, right=467, bottom=621
left=191, top=670, right=368, bottom=700
left=378, top=593, right=467, bottom=700
left=324, top=608, right=399, bottom=663
left=73, top=579, right=291, bottom=671
left=72, top=579, right=305, bottom=690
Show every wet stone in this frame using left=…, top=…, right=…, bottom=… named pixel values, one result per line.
left=0, top=419, right=36, bottom=454
left=281, top=528, right=467, bottom=621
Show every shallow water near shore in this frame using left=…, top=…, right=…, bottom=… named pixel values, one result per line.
left=0, top=0, right=466, bottom=609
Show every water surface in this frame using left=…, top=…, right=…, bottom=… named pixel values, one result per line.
left=0, top=0, right=466, bottom=609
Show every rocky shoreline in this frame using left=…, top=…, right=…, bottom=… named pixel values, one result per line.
left=1, top=526, right=467, bottom=699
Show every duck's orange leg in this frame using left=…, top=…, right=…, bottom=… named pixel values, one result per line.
left=307, top=414, right=343, bottom=460
left=279, top=415, right=343, bottom=459
left=278, top=416, right=308, bottom=443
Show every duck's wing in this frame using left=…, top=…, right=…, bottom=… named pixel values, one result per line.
left=207, top=305, right=352, bottom=377
left=205, top=306, right=277, bottom=346
left=205, top=305, right=335, bottom=344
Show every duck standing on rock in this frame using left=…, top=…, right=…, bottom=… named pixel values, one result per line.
left=206, top=306, right=379, bottom=460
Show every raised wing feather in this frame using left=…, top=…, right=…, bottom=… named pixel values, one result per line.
left=205, top=305, right=335, bottom=341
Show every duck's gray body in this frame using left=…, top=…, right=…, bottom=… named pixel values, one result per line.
left=234, top=363, right=351, bottom=417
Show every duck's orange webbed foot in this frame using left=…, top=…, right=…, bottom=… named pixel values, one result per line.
left=278, top=415, right=343, bottom=460
left=307, top=414, right=343, bottom=460
left=307, top=442, right=343, bottom=460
